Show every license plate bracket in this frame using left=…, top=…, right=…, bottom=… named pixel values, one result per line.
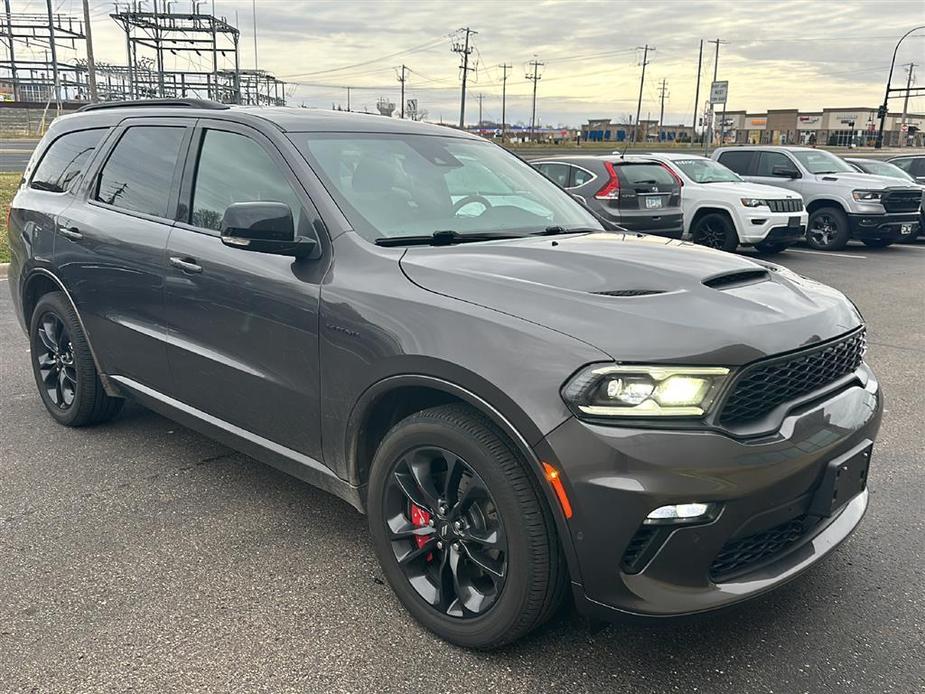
left=808, top=444, right=871, bottom=517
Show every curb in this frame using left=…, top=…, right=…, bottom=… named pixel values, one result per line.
left=0, top=262, right=9, bottom=278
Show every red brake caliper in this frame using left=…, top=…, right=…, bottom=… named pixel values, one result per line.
left=409, top=503, right=433, bottom=561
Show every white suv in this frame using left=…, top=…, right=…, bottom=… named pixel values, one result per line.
left=638, top=153, right=807, bottom=254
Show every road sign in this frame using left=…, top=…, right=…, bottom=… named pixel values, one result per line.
left=710, top=80, right=728, bottom=105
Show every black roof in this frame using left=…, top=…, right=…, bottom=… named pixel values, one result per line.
left=59, top=99, right=479, bottom=139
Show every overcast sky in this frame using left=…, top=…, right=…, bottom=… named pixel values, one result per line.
left=14, top=0, right=925, bottom=126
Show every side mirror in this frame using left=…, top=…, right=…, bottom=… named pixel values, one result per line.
left=220, top=201, right=317, bottom=258
left=771, top=165, right=800, bottom=179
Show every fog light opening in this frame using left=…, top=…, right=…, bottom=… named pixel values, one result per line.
left=644, top=502, right=718, bottom=525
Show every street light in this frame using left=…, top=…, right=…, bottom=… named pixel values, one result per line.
left=876, top=25, right=925, bottom=149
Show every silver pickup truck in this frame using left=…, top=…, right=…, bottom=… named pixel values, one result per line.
left=713, top=146, right=923, bottom=250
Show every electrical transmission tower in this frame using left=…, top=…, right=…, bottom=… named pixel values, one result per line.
left=525, top=57, right=543, bottom=143
left=452, top=27, right=476, bottom=128
left=632, top=44, right=654, bottom=145
left=657, top=78, right=669, bottom=143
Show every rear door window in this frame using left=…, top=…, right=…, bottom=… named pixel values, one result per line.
left=755, top=151, right=796, bottom=176
left=30, top=128, right=107, bottom=193
left=535, top=163, right=570, bottom=188
left=716, top=150, right=755, bottom=175
left=95, top=126, right=186, bottom=219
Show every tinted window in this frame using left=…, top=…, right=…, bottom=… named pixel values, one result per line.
left=536, top=163, right=570, bottom=187
left=96, top=126, right=186, bottom=218
left=616, top=163, right=675, bottom=185
left=755, top=151, right=795, bottom=176
left=911, top=159, right=925, bottom=176
left=31, top=128, right=106, bottom=193
left=571, top=166, right=594, bottom=187
left=192, top=129, right=303, bottom=232
left=717, top=150, right=754, bottom=175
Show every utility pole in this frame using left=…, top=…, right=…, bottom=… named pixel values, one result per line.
left=632, top=44, right=654, bottom=145
left=498, top=63, right=511, bottom=142
left=4, top=0, right=18, bottom=101
left=900, top=62, right=915, bottom=147
left=706, top=38, right=726, bottom=149
left=45, top=0, right=61, bottom=110
left=252, top=0, right=258, bottom=71
left=452, top=27, right=477, bottom=128
left=657, top=78, right=668, bottom=144
left=346, top=86, right=351, bottom=111
left=526, top=57, right=543, bottom=143
left=691, top=39, right=702, bottom=147
left=81, top=0, right=98, bottom=102
left=477, top=93, right=484, bottom=126
left=397, top=64, right=408, bottom=118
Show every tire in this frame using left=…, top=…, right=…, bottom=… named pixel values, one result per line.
left=807, top=206, right=850, bottom=251
left=29, top=292, right=123, bottom=427
left=861, top=238, right=894, bottom=248
left=690, top=212, right=738, bottom=252
left=753, top=241, right=790, bottom=255
left=367, top=403, right=566, bottom=649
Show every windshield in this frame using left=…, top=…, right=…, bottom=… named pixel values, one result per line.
left=791, top=149, right=855, bottom=174
left=669, top=158, right=742, bottom=184
left=291, top=132, right=602, bottom=242
left=857, top=159, right=915, bottom=182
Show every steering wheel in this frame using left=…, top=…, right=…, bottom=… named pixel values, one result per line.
left=453, top=194, right=493, bottom=216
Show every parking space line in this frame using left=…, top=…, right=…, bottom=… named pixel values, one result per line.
left=789, top=249, right=867, bottom=259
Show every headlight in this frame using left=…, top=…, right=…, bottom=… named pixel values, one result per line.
left=852, top=190, right=883, bottom=202
left=740, top=198, right=767, bottom=207
left=562, top=365, right=731, bottom=418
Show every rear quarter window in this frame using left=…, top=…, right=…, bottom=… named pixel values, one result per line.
left=30, top=128, right=107, bottom=193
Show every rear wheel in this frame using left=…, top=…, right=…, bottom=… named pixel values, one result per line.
left=807, top=207, right=850, bottom=250
left=29, top=292, right=123, bottom=427
left=861, top=238, right=894, bottom=248
left=691, top=213, right=738, bottom=252
left=367, top=404, right=565, bottom=649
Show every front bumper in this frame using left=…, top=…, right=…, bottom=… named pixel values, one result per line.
left=740, top=211, right=809, bottom=245
left=847, top=212, right=920, bottom=241
left=536, top=365, right=882, bottom=620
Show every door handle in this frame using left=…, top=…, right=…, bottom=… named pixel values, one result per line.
left=169, top=256, right=203, bottom=273
left=58, top=225, right=83, bottom=240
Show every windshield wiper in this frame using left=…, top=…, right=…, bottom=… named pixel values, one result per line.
left=532, top=225, right=599, bottom=236
left=374, top=230, right=528, bottom=247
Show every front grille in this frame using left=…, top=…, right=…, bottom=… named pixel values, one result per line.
left=710, top=515, right=817, bottom=581
left=719, top=329, right=866, bottom=426
left=882, top=190, right=923, bottom=213
left=767, top=198, right=803, bottom=213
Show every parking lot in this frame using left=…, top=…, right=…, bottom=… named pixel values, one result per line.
left=1, top=239, right=923, bottom=693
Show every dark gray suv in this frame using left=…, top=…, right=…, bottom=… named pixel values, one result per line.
left=7, top=100, right=882, bottom=649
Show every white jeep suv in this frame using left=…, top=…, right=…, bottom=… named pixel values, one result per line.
left=636, top=152, right=807, bottom=254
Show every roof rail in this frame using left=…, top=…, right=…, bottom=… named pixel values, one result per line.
left=77, top=98, right=231, bottom=112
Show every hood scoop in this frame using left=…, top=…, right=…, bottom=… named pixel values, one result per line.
left=593, top=289, right=666, bottom=297
left=703, top=269, right=770, bottom=290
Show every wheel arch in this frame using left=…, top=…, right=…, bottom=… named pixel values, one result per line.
left=689, top=205, right=737, bottom=231
left=21, top=268, right=118, bottom=396
left=805, top=198, right=848, bottom=215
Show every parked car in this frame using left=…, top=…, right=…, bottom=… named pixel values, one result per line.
left=637, top=152, right=806, bottom=254
left=845, top=157, right=924, bottom=241
left=887, top=154, right=925, bottom=185
left=531, top=155, right=683, bottom=237
left=9, top=100, right=882, bottom=649
left=713, top=146, right=922, bottom=250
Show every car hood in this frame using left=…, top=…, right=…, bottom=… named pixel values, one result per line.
left=697, top=181, right=803, bottom=198
left=811, top=171, right=915, bottom=189
left=400, top=232, right=862, bottom=365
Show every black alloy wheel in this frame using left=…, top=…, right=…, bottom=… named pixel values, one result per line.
left=691, top=213, right=738, bottom=252
left=384, top=446, right=508, bottom=618
left=806, top=206, right=850, bottom=250
left=34, top=311, right=77, bottom=410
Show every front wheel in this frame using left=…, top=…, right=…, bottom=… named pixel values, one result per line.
left=862, top=238, right=894, bottom=248
left=367, top=404, right=566, bottom=649
left=691, top=212, right=738, bottom=252
left=807, top=207, right=850, bottom=250
left=29, top=292, right=123, bottom=427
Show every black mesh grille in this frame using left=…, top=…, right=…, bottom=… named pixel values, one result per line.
left=767, top=198, right=803, bottom=213
left=621, top=526, right=661, bottom=573
left=882, top=190, right=923, bottom=213
left=719, top=329, right=866, bottom=426
left=594, top=289, right=666, bottom=297
left=710, top=515, right=817, bottom=581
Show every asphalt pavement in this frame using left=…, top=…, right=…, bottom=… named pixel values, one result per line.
left=1, top=242, right=924, bottom=693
